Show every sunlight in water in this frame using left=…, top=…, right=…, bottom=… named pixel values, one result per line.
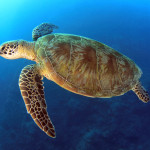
left=0, top=0, right=26, bottom=20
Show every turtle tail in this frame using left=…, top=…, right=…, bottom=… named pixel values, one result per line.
left=132, top=81, right=150, bottom=103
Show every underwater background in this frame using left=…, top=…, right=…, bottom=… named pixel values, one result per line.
left=0, top=0, right=150, bottom=150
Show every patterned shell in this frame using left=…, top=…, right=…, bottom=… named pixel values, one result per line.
left=35, top=33, right=142, bottom=98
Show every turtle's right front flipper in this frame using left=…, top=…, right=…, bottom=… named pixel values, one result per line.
left=19, top=64, right=56, bottom=138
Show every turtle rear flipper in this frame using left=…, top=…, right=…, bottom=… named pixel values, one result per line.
left=19, top=64, right=56, bottom=138
left=132, top=82, right=150, bottom=103
left=32, top=23, right=58, bottom=41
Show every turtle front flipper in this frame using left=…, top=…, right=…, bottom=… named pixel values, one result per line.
left=32, top=23, right=58, bottom=41
left=19, top=64, right=56, bottom=138
left=132, top=82, right=150, bottom=103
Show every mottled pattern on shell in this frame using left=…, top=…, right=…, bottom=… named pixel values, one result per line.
left=35, top=33, right=142, bottom=98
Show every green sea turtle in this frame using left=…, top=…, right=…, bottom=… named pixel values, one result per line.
left=0, top=23, right=149, bottom=138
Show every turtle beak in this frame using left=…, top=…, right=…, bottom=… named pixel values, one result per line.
left=0, top=45, right=4, bottom=55
left=0, top=43, right=12, bottom=58
left=0, top=43, right=7, bottom=55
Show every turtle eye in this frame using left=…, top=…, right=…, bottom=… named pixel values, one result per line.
left=1, top=46, right=5, bottom=51
left=0, top=45, right=6, bottom=54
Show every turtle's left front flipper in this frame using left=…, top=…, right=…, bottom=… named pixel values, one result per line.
left=19, top=64, right=56, bottom=138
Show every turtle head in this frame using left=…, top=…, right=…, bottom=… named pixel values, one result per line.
left=0, top=40, right=36, bottom=61
left=0, top=40, right=20, bottom=59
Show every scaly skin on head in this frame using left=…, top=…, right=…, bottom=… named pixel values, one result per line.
left=0, top=40, right=36, bottom=61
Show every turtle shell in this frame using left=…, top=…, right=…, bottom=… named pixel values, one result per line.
left=35, top=33, right=142, bottom=98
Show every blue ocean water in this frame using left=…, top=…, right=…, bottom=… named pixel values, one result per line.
left=0, top=0, right=150, bottom=149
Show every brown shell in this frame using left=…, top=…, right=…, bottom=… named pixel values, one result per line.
left=35, top=33, right=142, bottom=98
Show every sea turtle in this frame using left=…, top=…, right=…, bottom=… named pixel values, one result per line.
left=0, top=23, right=149, bottom=138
